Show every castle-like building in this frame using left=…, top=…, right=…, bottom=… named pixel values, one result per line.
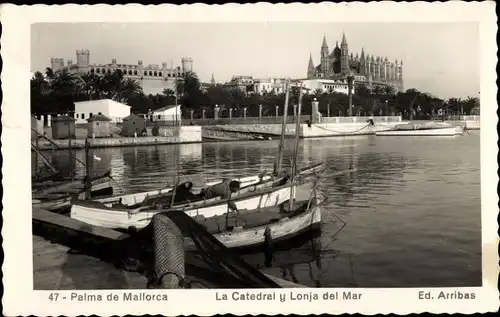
left=307, top=33, right=404, bottom=92
left=49, top=49, right=194, bottom=95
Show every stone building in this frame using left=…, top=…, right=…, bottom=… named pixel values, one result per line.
left=49, top=50, right=194, bottom=95
left=87, top=114, right=112, bottom=138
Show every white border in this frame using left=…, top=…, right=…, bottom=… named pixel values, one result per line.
left=1, top=2, right=498, bottom=315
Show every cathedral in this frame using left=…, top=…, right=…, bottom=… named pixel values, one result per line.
left=307, top=32, right=404, bottom=92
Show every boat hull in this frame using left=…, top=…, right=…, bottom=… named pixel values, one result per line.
left=70, top=181, right=315, bottom=230
left=376, top=127, right=460, bottom=136
left=194, top=205, right=322, bottom=250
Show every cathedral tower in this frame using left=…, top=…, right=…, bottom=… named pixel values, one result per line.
left=340, top=32, right=350, bottom=74
left=320, top=35, right=329, bottom=75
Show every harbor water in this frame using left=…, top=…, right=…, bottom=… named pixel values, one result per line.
left=33, top=131, right=482, bottom=288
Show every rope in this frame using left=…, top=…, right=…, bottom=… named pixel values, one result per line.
left=311, top=122, right=374, bottom=136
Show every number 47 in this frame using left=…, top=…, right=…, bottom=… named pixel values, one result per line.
left=48, top=293, right=59, bottom=301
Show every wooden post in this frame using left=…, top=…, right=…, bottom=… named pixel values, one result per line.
left=84, top=138, right=91, bottom=200
left=34, top=133, right=39, bottom=177
left=274, top=81, right=290, bottom=176
left=68, top=123, right=73, bottom=181
left=289, top=86, right=304, bottom=212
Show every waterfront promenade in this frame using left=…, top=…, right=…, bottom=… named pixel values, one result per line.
left=32, top=115, right=480, bottom=150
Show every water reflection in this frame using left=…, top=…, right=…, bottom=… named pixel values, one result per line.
left=31, top=134, right=481, bottom=288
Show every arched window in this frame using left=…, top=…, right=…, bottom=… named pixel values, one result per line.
left=107, top=69, right=111, bottom=74
left=96, top=68, right=100, bottom=74
left=128, top=70, right=132, bottom=75
left=159, top=72, right=162, bottom=77
left=149, top=71, right=153, bottom=76
left=168, top=73, right=171, bottom=77
left=90, top=68, right=95, bottom=73
left=134, top=70, right=138, bottom=75
left=144, top=71, right=147, bottom=76
left=154, top=71, right=157, bottom=77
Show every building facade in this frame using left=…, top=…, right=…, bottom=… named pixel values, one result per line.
left=150, top=105, right=182, bottom=122
left=253, top=77, right=288, bottom=94
left=307, top=32, right=404, bottom=92
left=300, top=78, right=350, bottom=95
left=49, top=50, right=194, bottom=95
left=74, top=99, right=131, bottom=124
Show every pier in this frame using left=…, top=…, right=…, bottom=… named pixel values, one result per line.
left=32, top=208, right=304, bottom=289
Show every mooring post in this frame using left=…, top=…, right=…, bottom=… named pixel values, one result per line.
left=85, top=138, right=91, bottom=200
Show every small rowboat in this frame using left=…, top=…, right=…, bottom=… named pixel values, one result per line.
left=375, top=122, right=463, bottom=136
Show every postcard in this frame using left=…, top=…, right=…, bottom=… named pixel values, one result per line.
left=1, top=2, right=498, bottom=316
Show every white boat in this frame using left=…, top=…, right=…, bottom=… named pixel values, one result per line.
left=85, top=162, right=324, bottom=207
left=70, top=163, right=324, bottom=230
left=375, top=122, right=463, bottom=136
left=126, top=198, right=323, bottom=252
left=70, top=176, right=316, bottom=230
left=192, top=201, right=322, bottom=250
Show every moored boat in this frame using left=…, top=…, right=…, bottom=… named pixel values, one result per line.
left=188, top=199, right=322, bottom=250
left=130, top=198, right=323, bottom=251
left=92, top=162, right=323, bottom=207
left=70, top=172, right=318, bottom=230
left=32, top=171, right=114, bottom=211
left=375, top=122, right=463, bottom=136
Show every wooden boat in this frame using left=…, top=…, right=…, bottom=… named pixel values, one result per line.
left=128, top=198, right=322, bottom=253
left=186, top=199, right=322, bottom=250
left=32, top=171, right=114, bottom=211
left=375, top=122, right=463, bottom=136
left=70, top=171, right=319, bottom=230
left=92, top=162, right=323, bottom=207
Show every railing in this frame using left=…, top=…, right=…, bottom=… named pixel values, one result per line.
left=144, top=115, right=404, bottom=126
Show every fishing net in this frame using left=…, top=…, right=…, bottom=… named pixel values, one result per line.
left=151, top=213, right=185, bottom=289
left=165, top=210, right=282, bottom=288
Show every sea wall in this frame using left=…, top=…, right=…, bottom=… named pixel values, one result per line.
left=210, top=124, right=297, bottom=136
left=35, top=126, right=202, bottom=151
left=207, top=116, right=403, bottom=139
left=300, top=121, right=402, bottom=138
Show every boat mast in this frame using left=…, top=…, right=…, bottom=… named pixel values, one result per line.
left=289, top=83, right=304, bottom=211
left=170, top=78, right=181, bottom=209
left=273, top=79, right=290, bottom=176
left=30, top=143, right=58, bottom=174
left=84, top=138, right=92, bottom=200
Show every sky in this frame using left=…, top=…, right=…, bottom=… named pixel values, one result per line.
left=31, top=22, right=479, bottom=99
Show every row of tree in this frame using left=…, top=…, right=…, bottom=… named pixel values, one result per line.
left=31, top=68, right=480, bottom=119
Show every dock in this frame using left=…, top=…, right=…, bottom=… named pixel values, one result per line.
left=33, top=207, right=304, bottom=289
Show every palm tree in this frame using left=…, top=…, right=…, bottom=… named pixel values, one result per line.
left=312, top=88, right=323, bottom=98
left=175, top=71, right=201, bottom=98
left=74, top=73, right=100, bottom=100
left=120, top=78, right=143, bottom=103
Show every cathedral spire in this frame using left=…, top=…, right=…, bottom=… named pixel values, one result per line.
left=341, top=31, right=347, bottom=45
left=321, top=34, right=328, bottom=48
left=307, top=53, right=315, bottom=78
left=360, top=48, right=365, bottom=60
left=308, top=53, right=314, bottom=69
left=210, top=73, right=215, bottom=85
